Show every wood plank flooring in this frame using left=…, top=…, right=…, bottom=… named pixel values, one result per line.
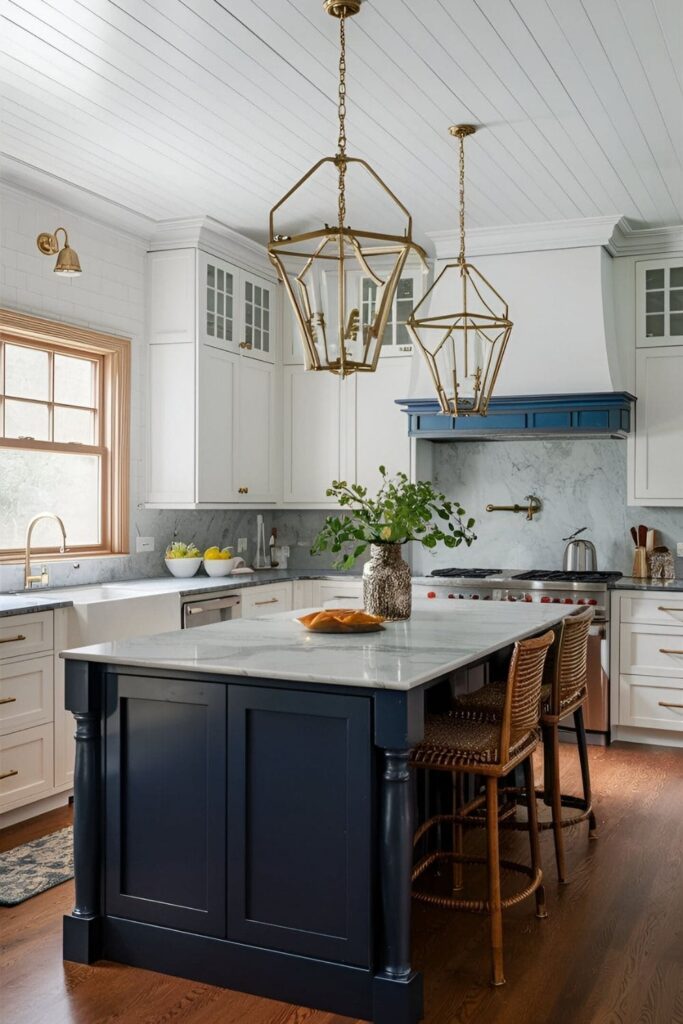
left=1, top=742, right=682, bottom=1024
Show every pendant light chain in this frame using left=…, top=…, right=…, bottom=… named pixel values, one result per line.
left=458, top=132, right=466, bottom=264
left=337, top=12, right=348, bottom=228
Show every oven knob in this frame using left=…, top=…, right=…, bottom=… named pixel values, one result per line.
left=541, top=596, right=551, bottom=603
left=507, top=595, right=516, bottom=602
left=448, top=593, right=455, bottom=599
left=471, top=594, right=480, bottom=600
left=588, top=598, right=598, bottom=606
left=552, top=597, right=561, bottom=603
left=524, top=594, right=533, bottom=602
left=564, top=598, right=574, bottom=604
left=577, top=598, right=586, bottom=604
left=427, top=591, right=437, bottom=599
left=483, top=595, right=492, bottom=600
left=458, top=593, right=464, bottom=599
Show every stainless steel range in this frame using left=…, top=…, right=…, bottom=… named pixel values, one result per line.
left=414, top=567, right=623, bottom=740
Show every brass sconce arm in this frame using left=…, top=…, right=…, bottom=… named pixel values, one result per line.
left=485, top=495, right=542, bottom=521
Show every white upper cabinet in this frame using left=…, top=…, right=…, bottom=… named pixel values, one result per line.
left=636, top=258, right=683, bottom=347
left=632, top=346, right=683, bottom=506
left=241, top=273, right=275, bottom=363
left=282, top=365, right=351, bottom=504
left=199, top=251, right=239, bottom=354
left=147, top=245, right=279, bottom=507
left=352, top=357, right=412, bottom=493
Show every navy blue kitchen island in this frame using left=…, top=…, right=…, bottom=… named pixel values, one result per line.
left=62, top=601, right=570, bottom=1024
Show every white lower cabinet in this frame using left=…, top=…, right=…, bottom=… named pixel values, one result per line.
left=631, top=346, right=683, bottom=506
left=240, top=583, right=293, bottom=619
left=613, top=590, right=683, bottom=745
left=0, top=656, right=54, bottom=735
left=318, top=580, right=364, bottom=608
left=0, top=724, right=54, bottom=811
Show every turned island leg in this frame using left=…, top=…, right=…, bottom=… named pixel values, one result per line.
left=63, top=661, right=102, bottom=964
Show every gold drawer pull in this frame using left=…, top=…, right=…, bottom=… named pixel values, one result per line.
left=0, top=769, right=18, bottom=781
left=658, top=702, right=683, bottom=709
left=659, top=648, right=683, bottom=655
left=0, top=697, right=17, bottom=705
left=0, top=634, right=26, bottom=644
left=657, top=606, right=683, bottom=613
left=254, top=597, right=278, bottom=606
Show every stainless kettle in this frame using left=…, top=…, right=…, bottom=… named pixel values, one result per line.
left=562, top=528, right=598, bottom=572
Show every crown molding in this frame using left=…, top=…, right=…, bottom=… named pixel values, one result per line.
left=429, top=215, right=625, bottom=259
left=0, top=158, right=153, bottom=244
left=606, top=218, right=683, bottom=257
left=148, top=216, right=272, bottom=276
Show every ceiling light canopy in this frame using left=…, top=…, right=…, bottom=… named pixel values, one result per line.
left=407, top=126, right=512, bottom=416
left=268, top=0, right=426, bottom=378
left=36, top=227, right=82, bottom=276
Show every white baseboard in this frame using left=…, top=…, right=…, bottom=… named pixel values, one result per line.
left=611, top=726, right=683, bottom=749
left=0, top=790, right=72, bottom=830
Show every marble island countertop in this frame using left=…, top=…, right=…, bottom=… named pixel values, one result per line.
left=62, top=599, right=574, bottom=691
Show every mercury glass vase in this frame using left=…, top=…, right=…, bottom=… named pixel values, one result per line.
left=362, top=543, right=412, bottom=621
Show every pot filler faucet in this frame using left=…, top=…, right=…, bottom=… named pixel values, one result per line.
left=24, top=512, right=67, bottom=589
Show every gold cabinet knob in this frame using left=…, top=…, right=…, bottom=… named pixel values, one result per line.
left=239, top=341, right=253, bottom=350
left=238, top=487, right=249, bottom=494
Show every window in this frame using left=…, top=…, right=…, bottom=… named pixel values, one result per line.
left=360, top=274, right=416, bottom=351
left=0, top=309, right=130, bottom=560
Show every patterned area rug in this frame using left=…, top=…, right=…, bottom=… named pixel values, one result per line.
left=0, top=826, right=74, bottom=906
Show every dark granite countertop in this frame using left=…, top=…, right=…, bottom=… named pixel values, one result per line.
left=610, top=576, right=683, bottom=593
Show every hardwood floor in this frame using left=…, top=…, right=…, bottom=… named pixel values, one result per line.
left=1, top=742, right=682, bottom=1024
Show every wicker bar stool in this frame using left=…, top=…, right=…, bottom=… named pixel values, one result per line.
left=410, top=629, right=555, bottom=987
left=450, top=606, right=596, bottom=883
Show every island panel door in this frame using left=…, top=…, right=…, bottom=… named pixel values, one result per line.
left=105, top=674, right=227, bottom=936
left=227, top=685, right=372, bottom=966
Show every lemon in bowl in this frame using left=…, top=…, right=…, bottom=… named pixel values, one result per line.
left=203, top=546, right=237, bottom=577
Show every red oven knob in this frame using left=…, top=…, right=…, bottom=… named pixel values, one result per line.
left=564, top=598, right=574, bottom=604
left=588, top=598, right=598, bottom=606
left=448, top=593, right=455, bottom=599
left=577, top=598, right=586, bottom=604
left=541, top=596, right=551, bottom=603
left=524, top=595, right=533, bottom=602
left=427, top=591, right=437, bottom=599
left=471, top=594, right=480, bottom=600
left=552, top=598, right=561, bottom=603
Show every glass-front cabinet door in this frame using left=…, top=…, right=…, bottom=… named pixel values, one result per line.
left=199, top=250, right=239, bottom=354
left=241, top=273, right=275, bottom=363
left=359, top=269, right=421, bottom=358
left=636, top=258, right=683, bottom=347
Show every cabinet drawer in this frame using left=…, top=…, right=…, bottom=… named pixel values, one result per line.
left=318, top=580, right=363, bottom=609
left=0, top=655, right=54, bottom=735
left=240, top=583, right=292, bottom=619
left=620, top=594, right=683, bottom=626
left=0, top=724, right=54, bottom=810
left=0, top=612, right=53, bottom=661
left=619, top=676, right=683, bottom=732
left=620, top=623, right=683, bottom=679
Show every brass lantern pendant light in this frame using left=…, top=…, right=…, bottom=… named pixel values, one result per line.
left=407, top=125, right=512, bottom=416
left=268, top=0, right=426, bottom=378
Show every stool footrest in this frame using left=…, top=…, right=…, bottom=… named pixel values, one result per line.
left=412, top=850, right=543, bottom=913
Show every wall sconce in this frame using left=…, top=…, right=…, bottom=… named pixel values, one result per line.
left=36, top=228, right=82, bottom=276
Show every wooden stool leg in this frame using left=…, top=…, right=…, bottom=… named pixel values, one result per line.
left=451, top=773, right=464, bottom=893
left=486, top=776, right=505, bottom=986
left=523, top=755, right=547, bottom=919
left=574, top=706, right=597, bottom=838
left=548, top=721, right=567, bottom=883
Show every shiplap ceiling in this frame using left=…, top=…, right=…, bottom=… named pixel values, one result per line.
left=1, top=0, right=682, bottom=246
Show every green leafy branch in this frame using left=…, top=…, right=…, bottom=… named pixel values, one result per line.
left=311, top=467, right=476, bottom=570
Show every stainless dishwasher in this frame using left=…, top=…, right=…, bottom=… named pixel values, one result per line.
left=181, top=593, right=241, bottom=628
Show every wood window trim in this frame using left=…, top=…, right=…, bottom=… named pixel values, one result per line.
left=0, top=308, right=131, bottom=563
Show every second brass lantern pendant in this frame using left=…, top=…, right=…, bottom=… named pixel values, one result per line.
left=268, top=0, right=426, bottom=378
left=408, top=126, right=512, bottom=416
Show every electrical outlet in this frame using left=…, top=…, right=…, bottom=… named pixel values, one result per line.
left=136, top=536, right=154, bottom=553
left=677, top=542, right=683, bottom=557
left=237, top=537, right=248, bottom=554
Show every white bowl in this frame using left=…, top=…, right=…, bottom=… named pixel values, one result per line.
left=203, top=558, right=238, bottom=577
left=165, top=557, right=202, bottom=578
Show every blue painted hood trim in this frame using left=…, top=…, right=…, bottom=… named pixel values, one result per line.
left=396, top=392, right=635, bottom=440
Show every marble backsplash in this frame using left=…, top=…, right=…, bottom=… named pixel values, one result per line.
left=3, top=439, right=682, bottom=591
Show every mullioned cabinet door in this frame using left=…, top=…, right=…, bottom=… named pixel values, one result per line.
left=105, top=674, right=227, bottom=936
left=227, top=685, right=372, bottom=966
